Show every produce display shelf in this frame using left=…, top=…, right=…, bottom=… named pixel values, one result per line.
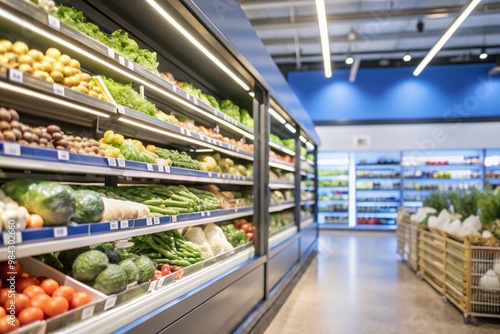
left=319, top=186, right=349, bottom=191
left=402, top=164, right=482, bottom=169
left=306, top=160, right=315, bottom=166
left=318, top=199, right=348, bottom=204
left=485, top=166, right=500, bottom=170
left=0, top=144, right=254, bottom=185
left=403, top=178, right=481, bottom=182
left=356, top=164, right=400, bottom=168
left=486, top=178, right=500, bottom=185
left=356, top=189, right=401, bottom=192
left=300, top=200, right=316, bottom=206
left=269, top=140, right=295, bottom=156
left=356, top=201, right=401, bottom=206
left=352, top=225, right=397, bottom=231
left=356, top=177, right=401, bottom=181
left=306, top=173, right=315, bottom=179
left=0, top=207, right=254, bottom=260
left=269, top=225, right=298, bottom=249
left=356, top=212, right=398, bottom=218
left=301, top=186, right=315, bottom=191
left=300, top=217, right=315, bottom=230
left=318, top=175, right=348, bottom=179
left=269, top=202, right=296, bottom=213
left=0, top=0, right=255, bottom=141
left=318, top=211, right=348, bottom=217
left=55, top=246, right=257, bottom=334
left=269, top=160, right=296, bottom=172
left=269, top=181, right=296, bottom=189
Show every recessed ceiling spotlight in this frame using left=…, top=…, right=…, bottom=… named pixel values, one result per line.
left=480, top=47, right=488, bottom=60
left=345, top=56, right=354, bottom=65
left=403, top=53, right=412, bottom=62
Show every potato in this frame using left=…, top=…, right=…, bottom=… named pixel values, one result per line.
left=58, top=54, right=71, bottom=66
left=50, top=70, right=64, bottom=82
left=69, top=59, right=80, bottom=70
left=21, top=124, right=30, bottom=133
left=11, top=128, right=22, bottom=141
left=92, top=86, right=102, bottom=94
left=18, top=139, right=28, bottom=146
left=9, top=109, right=19, bottom=121
left=52, top=62, right=65, bottom=73
left=3, top=130, right=15, bottom=142
left=81, top=73, right=91, bottom=82
left=0, top=121, right=10, bottom=132
left=31, top=128, right=43, bottom=139
left=4, top=52, right=17, bottom=62
left=0, top=108, right=11, bottom=122
left=88, top=90, right=99, bottom=98
left=0, top=40, right=12, bottom=52
left=33, top=70, right=48, bottom=80
left=45, top=48, right=61, bottom=59
left=56, top=139, right=68, bottom=148
left=46, top=76, right=54, bottom=83
left=10, top=120, right=21, bottom=131
left=18, top=64, right=33, bottom=75
left=51, top=132, right=63, bottom=141
left=63, top=66, right=73, bottom=77
left=27, top=49, right=44, bottom=62
left=76, top=85, right=89, bottom=94
left=43, top=56, right=56, bottom=65
left=61, top=77, right=72, bottom=87
left=0, top=56, right=8, bottom=65
left=46, top=125, right=61, bottom=134
left=40, top=61, right=52, bottom=73
left=18, top=54, right=33, bottom=66
left=12, top=41, right=29, bottom=55
left=0, top=44, right=6, bottom=54
left=22, top=131, right=34, bottom=142
left=32, top=62, right=44, bottom=71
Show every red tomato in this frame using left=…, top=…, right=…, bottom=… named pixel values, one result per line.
left=0, top=316, right=19, bottom=333
left=29, top=293, right=51, bottom=310
left=52, top=286, right=74, bottom=302
left=161, top=264, right=171, bottom=276
left=0, top=307, right=5, bottom=318
left=240, top=223, right=253, bottom=234
left=40, top=279, right=59, bottom=296
left=0, top=261, right=23, bottom=280
left=246, top=232, right=254, bottom=241
left=0, top=289, right=10, bottom=306
left=69, top=292, right=92, bottom=310
left=15, top=277, right=34, bottom=293
left=42, top=296, right=68, bottom=318
left=4, top=293, right=29, bottom=315
left=36, top=276, right=48, bottom=284
left=23, top=286, right=45, bottom=299
left=18, top=307, right=44, bottom=326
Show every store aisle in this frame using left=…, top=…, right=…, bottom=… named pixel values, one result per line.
left=264, top=231, right=500, bottom=334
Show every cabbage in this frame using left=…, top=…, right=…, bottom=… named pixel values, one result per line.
left=479, top=270, right=500, bottom=292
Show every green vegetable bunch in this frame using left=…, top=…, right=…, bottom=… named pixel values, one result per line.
left=155, top=148, right=201, bottom=170
left=220, top=99, right=241, bottom=122
left=478, top=189, right=500, bottom=238
left=282, top=139, right=295, bottom=151
left=240, top=109, right=254, bottom=129
left=270, top=134, right=283, bottom=145
left=221, top=224, right=248, bottom=247
left=129, top=229, right=204, bottom=267
left=102, top=77, right=157, bottom=116
left=55, top=6, right=159, bottom=73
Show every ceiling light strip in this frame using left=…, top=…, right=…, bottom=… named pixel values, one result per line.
left=268, top=108, right=287, bottom=124
left=299, top=135, right=307, bottom=144
left=145, top=0, right=250, bottom=91
left=306, top=142, right=315, bottom=150
left=315, top=0, right=332, bottom=78
left=413, top=0, right=481, bottom=76
left=285, top=123, right=297, bottom=134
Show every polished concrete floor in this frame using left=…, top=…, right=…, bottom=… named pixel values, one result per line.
left=265, top=231, right=500, bottom=334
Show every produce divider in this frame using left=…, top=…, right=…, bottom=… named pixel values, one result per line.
left=0, top=0, right=318, bottom=332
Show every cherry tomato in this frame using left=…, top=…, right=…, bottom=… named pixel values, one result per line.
left=69, top=292, right=92, bottom=310
left=40, top=279, right=59, bottom=296
left=23, top=286, right=45, bottom=299
left=161, top=264, right=171, bottom=276
left=15, top=277, right=34, bottom=293
left=52, top=286, right=74, bottom=302
left=0, top=316, right=19, bottom=333
left=29, top=293, right=51, bottom=311
left=18, top=307, right=44, bottom=326
left=4, top=293, right=29, bottom=315
left=0, top=261, right=23, bottom=280
left=42, top=296, right=68, bottom=318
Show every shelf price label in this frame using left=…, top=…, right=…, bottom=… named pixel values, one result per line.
left=208, top=172, right=212, bottom=178
left=110, top=221, right=119, bottom=230
left=81, top=306, right=95, bottom=320
left=206, top=211, right=211, bottom=217
left=171, top=216, right=178, bottom=223
left=153, top=217, right=160, bottom=225
left=104, top=296, right=117, bottom=311
left=107, top=48, right=115, bottom=58
left=148, top=281, right=157, bottom=291
left=48, top=15, right=60, bottom=30
left=57, top=150, right=69, bottom=161
left=3, top=231, right=22, bottom=245
left=193, top=98, right=198, bottom=106
left=185, top=130, right=192, bottom=137
left=172, top=85, right=177, bottom=93
left=147, top=164, right=154, bottom=171
left=9, top=69, right=23, bottom=83
left=118, top=56, right=125, bottom=66
left=164, top=166, right=170, bottom=173
left=53, top=83, right=65, bottom=96
left=158, top=165, right=164, bottom=172
left=107, top=158, right=117, bottom=167
left=117, top=159, right=126, bottom=167
left=146, top=218, right=153, bottom=226
left=120, top=220, right=129, bottom=229
left=53, top=227, right=68, bottom=238
left=117, top=106, right=125, bottom=114
left=3, top=142, right=21, bottom=156
left=127, top=61, right=134, bottom=71
left=157, top=276, right=166, bottom=288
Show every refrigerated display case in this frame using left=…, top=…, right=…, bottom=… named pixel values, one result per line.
left=0, top=1, right=319, bottom=333
left=485, top=149, right=500, bottom=190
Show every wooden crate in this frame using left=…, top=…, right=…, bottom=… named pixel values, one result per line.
left=397, top=208, right=419, bottom=271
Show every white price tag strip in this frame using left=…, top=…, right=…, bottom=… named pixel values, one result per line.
left=53, top=84, right=64, bottom=96
left=110, top=221, right=119, bottom=230
left=53, top=227, right=68, bottom=238
left=157, top=276, right=166, bottom=287
left=158, top=165, right=164, bottom=172
left=193, top=98, right=198, bottom=105
left=127, top=61, right=134, bottom=70
left=118, top=56, right=125, bottom=65
left=104, top=296, right=117, bottom=311
left=57, top=150, right=69, bottom=161
left=9, top=69, right=23, bottom=83
left=120, top=220, right=129, bottom=229
left=153, top=217, right=160, bottom=225
left=107, top=48, right=115, bottom=58
left=180, top=128, right=185, bottom=135
left=117, top=106, right=125, bottom=114
left=201, top=212, right=205, bottom=217
left=186, top=130, right=191, bottom=137
left=207, top=211, right=211, bottom=217
left=3, top=232, right=22, bottom=245
left=146, top=218, right=153, bottom=226
left=148, top=281, right=157, bottom=291
left=164, top=166, right=170, bottom=173
left=171, top=216, right=178, bottom=222
left=81, top=306, right=95, bottom=320
left=118, top=159, right=126, bottom=167
left=48, top=15, right=60, bottom=29
left=107, top=158, right=117, bottom=167
left=3, top=142, right=21, bottom=156
left=147, top=164, right=153, bottom=171
left=126, top=282, right=137, bottom=290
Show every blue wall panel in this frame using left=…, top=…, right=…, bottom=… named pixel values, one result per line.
left=288, top=64, right=500, bottom=123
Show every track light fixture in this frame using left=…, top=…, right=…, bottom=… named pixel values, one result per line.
left=403, top=53, right=412, bottom=62
left=345, top=56, right=354, bottom=65
left=417, top=19, right=424, bottom=33
left=479, top=47, right=488, bottom=59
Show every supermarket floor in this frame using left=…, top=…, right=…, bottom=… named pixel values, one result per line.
left=264, top=231, right=500, bottom=334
